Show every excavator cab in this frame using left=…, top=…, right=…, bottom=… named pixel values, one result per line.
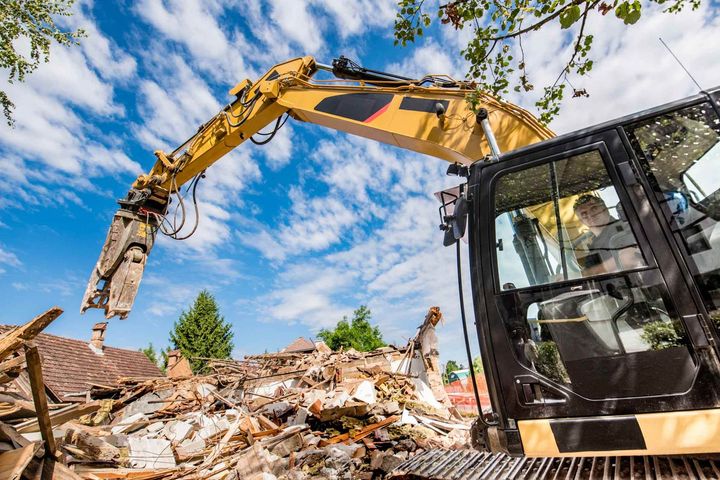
left=468, top=89, right=720, bottom=456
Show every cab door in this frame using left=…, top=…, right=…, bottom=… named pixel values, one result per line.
left=471, top=126, right=720, bottom=434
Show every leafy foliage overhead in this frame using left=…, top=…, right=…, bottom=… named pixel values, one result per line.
left=318, top=305, right=386, bottom=352
left=0, top=0, right=85, bottom=125
left=170, top=290, right=234, bottom=374
left=394, top=0, right=699, bottom=123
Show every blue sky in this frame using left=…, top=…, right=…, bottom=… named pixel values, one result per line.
left=1, top=0, right=719, bottom=363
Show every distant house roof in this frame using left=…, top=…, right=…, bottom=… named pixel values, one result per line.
left=283, top=337, right=316, bottom=353
left=0, top=325, right=163, bottom=402
left=448, top=369, right=471, bottom=382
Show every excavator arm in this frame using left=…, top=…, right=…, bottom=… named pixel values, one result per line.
left=81, top=55, right=553, bottom=319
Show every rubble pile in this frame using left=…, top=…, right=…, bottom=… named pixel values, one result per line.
left=0, top=307, right=470, bottom=479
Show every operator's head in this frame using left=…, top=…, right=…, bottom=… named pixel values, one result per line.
left=573, top=194, right=611, bottom=228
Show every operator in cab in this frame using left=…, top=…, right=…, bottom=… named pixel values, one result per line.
left=573, top=194, right=644, bottom=276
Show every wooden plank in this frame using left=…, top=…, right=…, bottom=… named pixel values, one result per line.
left=0, top=401, right=35, bottom=420
left=0, top=354, right=25, bottom=375
left=0, top=308, right=63, bottom=362
left=25, top=347, right=56, bottom=455
left=0, top=443, right=38, bottom=480
left=40, top=457, right=86, bottom=480
left=0, top=422, right=29, bottom=448
left=71, top=467, right=175, bottom=479
left=318, top=415, right=399, bottom=447
left=16, top=401, right=101, bottom=434
left=256, top=414, right=279, bottom=430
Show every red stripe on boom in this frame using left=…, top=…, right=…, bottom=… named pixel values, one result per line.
left=363, top=102, right=390, bottom=123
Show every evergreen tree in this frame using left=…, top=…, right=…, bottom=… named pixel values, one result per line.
left=160, top=346, right=171, bottom=373
left=318, top=305, right=385, bottom=352
left=140, top=343, right=158, bottom=367
left=169, top=290, right=234, bottom=374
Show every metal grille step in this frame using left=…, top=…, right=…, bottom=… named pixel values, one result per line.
left=389, top=449, right=720, bottom=479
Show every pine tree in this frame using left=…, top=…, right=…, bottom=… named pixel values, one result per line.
left=140, top=343, right=158, bottom=367
left=169, top=290, right=234, bottom=374
left=318, top=305, right=385, bottom=352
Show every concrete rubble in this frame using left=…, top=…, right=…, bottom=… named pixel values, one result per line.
left=0, top=306, right=471, bottom=479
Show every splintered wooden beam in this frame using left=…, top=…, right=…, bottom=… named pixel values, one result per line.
left=0, top=354, right=26, bottom=375
left=0, top=443, right=39, bottom=480
left=25, top=346, right=56, bottom=455
left=0, top=308, right=63, bottom=362
left=16, top=401, right=102, bottom=434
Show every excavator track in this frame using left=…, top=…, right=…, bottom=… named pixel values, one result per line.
left=389, top=449, right=720, bottom=479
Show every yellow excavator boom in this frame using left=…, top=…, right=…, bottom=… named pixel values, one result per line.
left=81, top=55, right=553, bottom=319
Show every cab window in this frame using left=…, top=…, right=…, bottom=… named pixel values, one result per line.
left=495, top=150, right=646, bottom=291
left=625, top=102, right=720, bottom=331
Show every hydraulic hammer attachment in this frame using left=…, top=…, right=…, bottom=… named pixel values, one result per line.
left=81, top=206, right=157, bottom=319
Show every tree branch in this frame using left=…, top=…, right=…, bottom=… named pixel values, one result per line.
left=482, top=0, right=589, bottom=41
left=551, top=1, right=594, bottom=87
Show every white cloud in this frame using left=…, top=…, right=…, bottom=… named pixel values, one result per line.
left=0, top=81, right=139, bottom=178
left=0, top=246, right=21, bottom=275
left=135, top=0, right=254, bottom=81
left=0, top=19, right=141, bottom=208
left=25, top=45, right=122, bottom=116
left=61, top=0, right=137, bottom=81
left=247, top=131, right=467, bottom=349
left=141, top=274, right=199, bottom=318
left=266, top=0, right=324, bottom=54
left=259, top=262, right=356, bottom=329
left=386, top=41, right=465, bottom=80
left=275, top=187, right=361, bottom=253
left=0, top=247, right=21, bottom=266
left=260, top=122, right=295, bottom=170
left=132, top=52, right=262, bottom=256
left=311, top=0, right=397, bottom=39
left=134, top=54, right=221, bottom=150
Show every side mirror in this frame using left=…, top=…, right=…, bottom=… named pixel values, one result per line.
left=453, top=196, right=468, bottom=239
left=442, top=196, right=469, bottom=246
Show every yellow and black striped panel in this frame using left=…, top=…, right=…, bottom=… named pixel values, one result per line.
left=518, top=409, right=720, bottom=457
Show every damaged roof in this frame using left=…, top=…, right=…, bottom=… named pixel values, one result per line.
left=282, top=336, right=317, bottom=353
left=0, top=325, right=163, bottom=401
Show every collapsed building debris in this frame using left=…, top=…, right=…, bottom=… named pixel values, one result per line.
left=0, top=306, right=471, bottom=479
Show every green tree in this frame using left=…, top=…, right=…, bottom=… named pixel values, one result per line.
left=160, top=346, right=171, bottom=372
left=443, top=359, right=462, bottom=384
left=140, top=343, right=158, bottom=367
left=0, top=0, right=85, bottom=125
left=169, top=290, right=234, bottom=374
left=318, top=305, right=386, bottom=352
left=472, top=356, right=484, bottom=374
left=394, top=0, right=699, bottom=123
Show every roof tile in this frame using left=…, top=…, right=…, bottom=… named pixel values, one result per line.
left=0, top=325, right=163, bottom=401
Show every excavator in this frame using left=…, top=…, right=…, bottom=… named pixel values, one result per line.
left=81, top=55, right=720, bottom=477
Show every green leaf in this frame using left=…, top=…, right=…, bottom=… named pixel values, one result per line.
left=559, top=4, right=582, bottom=29
left=624, top=8, right=641, bottom=23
